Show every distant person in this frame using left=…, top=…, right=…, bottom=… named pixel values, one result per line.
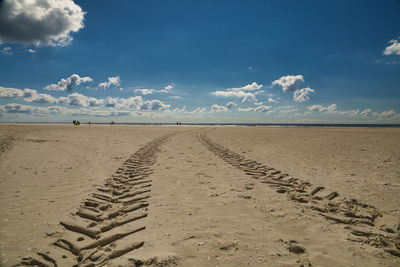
left=177, top=121, right=179, bottom=126
left=73, top=120, right=76, bottom=125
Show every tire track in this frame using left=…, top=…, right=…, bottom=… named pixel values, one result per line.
left=198, top=129, right=400, bottom=259
left=21, top=134, right=173, bottom=267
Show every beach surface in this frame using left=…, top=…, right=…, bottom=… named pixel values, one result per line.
left=0, top=124, right=399, bottom=266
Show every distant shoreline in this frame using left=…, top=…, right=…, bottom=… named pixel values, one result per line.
left=1, top=122, right=400, bottom=128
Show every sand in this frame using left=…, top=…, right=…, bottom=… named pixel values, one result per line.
left=0, top=124, right=399, bottom=266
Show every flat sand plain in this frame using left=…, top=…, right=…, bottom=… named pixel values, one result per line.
left=0, top=124, right=399, bottom=266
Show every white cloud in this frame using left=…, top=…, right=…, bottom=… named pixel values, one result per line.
left=98, top=76, right=121, bottom=89
left=138, top=99, right=170, bottom=111
left=0, top=103, right=139, bottom=117
left=226, top=102, right=237, bottom=109
left=293, top=87, right=315, bottom=102
left=379, top=109, right=396, bottom=117
left=211, top=90, right=258, bottom=103
left=227, top=82, right=263, bottom=91
left=238, top=105, right=272, bottom=113
left=0, top=103, right=47, bottom=114
left=0, top=86, right=32, bottom=98
left=104, top=96, right=141, bottom=109
left=213, top=83, right=265, bottom=103
left=45, top=74, right=92, bottom=91
left=169, top=96, right=182, bottom=99
left=189, top=107, right=206, bottom=114
left=0, top=0, right=85, bottom=47
left=211, top=82, right=264, bottom=103
left=268, top=97, right=278, bottom=103
left=211, top=104, right=228, bottom=112
left=360, top=109, right=372, bottom=117
left=104, top=96, right=170, bottom=111
left=24, top=93, right=58, bottom=104
left=308, top=104, right=337, bottom=113
left=136, top=84, right=174, bottom=94
left=58, top=93, right=104, bottom=107
left=135, top=89, right=155, bottom=95
left=383, top=39, right=400, bottom=56
left=1, top=46, right=12, bottom=55
left=307, top=104, right=364, bottom=117
left=160, top=84, right=174, bottom=93
left=0, top=86, right=57, bottom=103
left=272, top=75, right=304, bottom=92
left=28, top=49, right=36, bottom=53
left=173, top=106, right=186, bottom=113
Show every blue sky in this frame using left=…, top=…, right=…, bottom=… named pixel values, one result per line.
left=0, top=0, right=399, bottom=123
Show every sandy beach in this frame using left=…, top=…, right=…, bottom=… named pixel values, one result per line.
left=0, top=124, right=399, bottom=266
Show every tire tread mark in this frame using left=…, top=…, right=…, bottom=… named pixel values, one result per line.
left=198, top=129, right=400, bottom=258
left=21, top=134, right=173, bottom=266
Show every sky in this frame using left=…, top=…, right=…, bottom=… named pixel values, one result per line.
left=0, top=0, right=399, bottom=123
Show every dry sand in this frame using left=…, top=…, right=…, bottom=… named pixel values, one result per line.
left=0, top=124, right=399, bottom=266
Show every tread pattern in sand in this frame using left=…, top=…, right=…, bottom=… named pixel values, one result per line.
left=21, top=134, right=172, bottom=266
left=198, top=130, right=400, bottom=258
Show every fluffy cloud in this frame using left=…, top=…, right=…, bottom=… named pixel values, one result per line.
left=272, top=75, right=304, bottom=92
left=98, top=76, right=121, bottom=89
left=211, top=104, right=228, bottom=112
left=308, top=104, right=337, bottom=113
left=0, top=86, right=57, bottom=103
left=138, top=99, right=170, bottom=111
left=0, top=0, right=85, bottom=46
left=211, top=82, right=263, bottom=103
left=28, top=49, right=36, bottom=53
left=0, top=103, right=61, bottom=115
left=227, top=82, right=263, bottom=91
left=238, top=105, right=272, bottom=113
left=360, top=109, right=372, bottom=117
left=104, top=96, right=170, bottom=111
left=308, top=104, right=361, bottom=117
left=24, top=93, right=58, bottom=104
left=58, top=93, right=104, bottom=107
left=268, top=97, right=278, bottom=103
left=0, top=86, right=33, bottom=98
left=45, top=74, right=92, bottom=91
left=1, top=46, right=12, bottom=55
left=0, top=103, right=139, bottom=117
left=135, top=89, right=155, bottom=95
left=136, top=84, right=175, bottom=94
left=293, top=87, right=315, bottom=102
left=379, top=109, right=396, bottom=117
left=211, top=90, right=258, bottom=103
left=226, top=102, right=237, bottom=109
left=189, top=107, right=206, bottom=114
left=160, top=84, right=174, bottom=93
left=105, top=96, right=141, bottom=109
left=383, top=39, right=400, bottom=56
